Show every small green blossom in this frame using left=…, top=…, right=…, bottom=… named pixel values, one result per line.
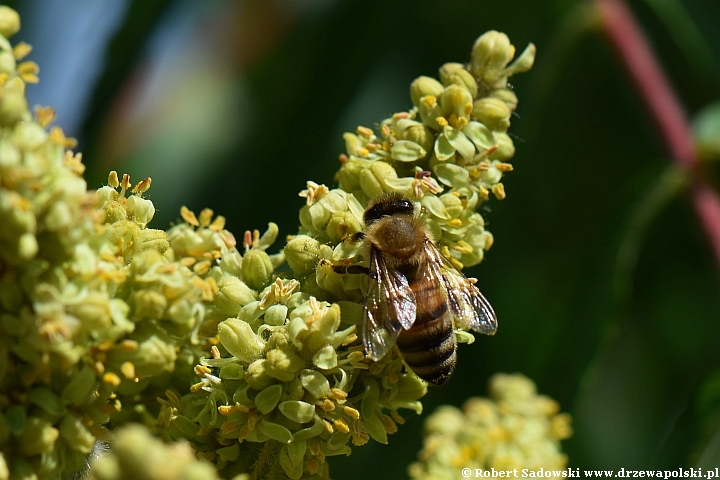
left=408, top=374, right=572, bottom=480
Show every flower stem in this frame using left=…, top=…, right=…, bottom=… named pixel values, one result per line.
left=250, top=440, right=285, bottom=480
left=595, top=0, right=720, bottom=270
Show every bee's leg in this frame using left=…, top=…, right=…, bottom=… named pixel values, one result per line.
left=332, top=264, right=369, bottom=275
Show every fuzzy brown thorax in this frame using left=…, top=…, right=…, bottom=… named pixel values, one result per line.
left=365, top=215, right=426, bottom=265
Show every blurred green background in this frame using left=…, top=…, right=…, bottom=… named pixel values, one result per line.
left=7, top=0, right=720, bottom=477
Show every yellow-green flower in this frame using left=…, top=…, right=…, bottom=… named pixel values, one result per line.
left=408, top=373, right=572, bottom=480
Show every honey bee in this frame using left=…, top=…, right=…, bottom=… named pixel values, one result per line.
left=350, top=192, right=498, bottom=386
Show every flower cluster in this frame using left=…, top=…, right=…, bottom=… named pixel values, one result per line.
left=0, top=7, right=426, bottom=474
left=0, top=4, right=540, bottom=479
left=152, top=238, right=426, bottom=479
left=0, top=8, right=147, bottom=476
left=113, top=29, right=535, bottom=480
left=327, top=31, right=535, bottom=269
left=408, top=373, right=572, bottom=480
left=0, top=8, right=244, bottom=477
left=90, top=424, right=246, bottom=480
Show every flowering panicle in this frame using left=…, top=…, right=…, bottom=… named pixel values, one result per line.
left=153, top=251, right=426, bottom=479
left=0, top=4, right=543, bottom=479
left=0, top=8, right=260, bottom=477
left=329, top=31, right=535, bottom=269
left=408, top=374, right=572, bottom=480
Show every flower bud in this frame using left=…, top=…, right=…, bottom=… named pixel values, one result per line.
left=439, top=193, right=464, bottom=218
left=472, top=97, right=511, bottom=132
left=326, top=211, right=362, bottom=243
left=469, top=30, right=514, bottom=88
left=491, top=87, right=518, bottom=111
left=424, top=405, right=465, bottom=435
left=138, top=228, right=169, bottom=255
left=163, top=300, right=195, bottom=335
left=440, top=84, right=473, bottom=121
left=410, top=76, right=444, bottom=108
left=216, top=276, right=256, bottom=316
left=369, top=161, right=398, bottom=190
left=439, top=63, right=477, bottom=98
left=489, top=132, right=515, bottom=160
left=265, top=347, right=304, bottom=382
left=218, top=249, right=242, bottom=276
left=132, top=289, right=167, bottom=320
left=264, top=304, right=288, bottom=326
left=359, top=168, right=384, bottom=199
left=122, top=335, right=177, bottom=377
left=103, top=202, right=127, bottom=224
left=399, top=124, right=434, bottom=155
left=218, top=318, right=264, bottom=363
left=246, top=359, right=274, bottom=390
left=17, top=232, right=37, bottom=260
left=0, top=78, right=27, bottom=126
left=242, top=249, right=274, bottom=290
left=0, top=6, right=20, bottom=38
left=284, top=235, right=321, bottom=277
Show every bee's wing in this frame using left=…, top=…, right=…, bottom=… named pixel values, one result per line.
left=422, top=238, right=497, bottom=335
left=362, top=246, right=417, bottom=361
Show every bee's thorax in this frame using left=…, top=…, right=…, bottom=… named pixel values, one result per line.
left=366, top=216, right=424, bottom=263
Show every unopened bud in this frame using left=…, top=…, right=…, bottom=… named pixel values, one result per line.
left=242, top=249, right=274, bottom=291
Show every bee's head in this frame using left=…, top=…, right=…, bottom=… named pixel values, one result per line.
left=364, top=192, right=415, bottom=225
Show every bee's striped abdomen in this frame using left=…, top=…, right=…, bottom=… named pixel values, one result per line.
left=396, top=272, right=456, bottom=386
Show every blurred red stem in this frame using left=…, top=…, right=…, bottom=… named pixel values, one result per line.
left=595, top=0, right=720, bottom=269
